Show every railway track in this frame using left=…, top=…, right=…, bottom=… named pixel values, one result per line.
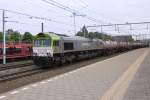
left=0, top=62, right=34, bottom=71
left=0, top=67, right=43, bottom=82
left=0, top=61, right=43, bottom=82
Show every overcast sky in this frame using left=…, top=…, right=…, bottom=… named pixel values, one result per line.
left=0, top=0, right=150, bottom=37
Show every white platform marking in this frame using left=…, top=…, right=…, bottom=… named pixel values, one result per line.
left=21, top=87, right=29, bottom=90
left=10, top=91, right=19, bottom=94
left=47, top=79, right=52, bottom=82
left=58, top=75, right=64, bottom=78
left=31, top=84, right=38, bottom=87
left=0, top=96, right=6, bottom=99
left=53, top=77, right=58, bottom=80
left=40, top=81, right=47, bottom=84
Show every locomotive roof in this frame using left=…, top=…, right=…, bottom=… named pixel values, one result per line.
left=62, top=36, right=89, bottom=41
left=36, top=32, right=104, bottom=42
left=35, top=32, right=60, bottom=40
left=61, top=36, right=104, bottom=42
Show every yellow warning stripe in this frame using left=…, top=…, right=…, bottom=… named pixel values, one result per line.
left=100, top=49, right=149, bottom=100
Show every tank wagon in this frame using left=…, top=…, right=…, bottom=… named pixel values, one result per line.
left=33, top=32, right=146, bottom=67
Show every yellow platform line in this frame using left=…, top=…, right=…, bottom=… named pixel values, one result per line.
left=100, top=49, right=149, bottom=100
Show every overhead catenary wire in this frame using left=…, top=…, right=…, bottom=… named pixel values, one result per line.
left=4, top=20, right=72, bottom=35
left=86, top=21, right=150, bottom=27
left=42, top=0, right=74, bottom=12
left=42, top=0, right=105, bottom=24
left=77, top=0, right=88, bottom=7
left=23, top=0, right=70, bottom=18
left=0, top=9, right=80, bottom=36
left=0, top=9, right=74, bottom=26
left=66, top=0, right=88, bottom=11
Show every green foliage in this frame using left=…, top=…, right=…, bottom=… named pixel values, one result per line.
left=0, top=32, right=9, bottom=42
left=10, top=31, right=21, bottom=42
left=6, top=29, right=13, bottom=35
left=128, top=36, right=134, bottom=42
left=76, top=31, right=83, bottom=36
left=88, top=32, right=95, bottom=39
left=76, top=26, right=89, bottom=37
left=0, top=29, right=34, bottom=43
left=77, top=31, right=112, bottom=40
left=22, top=32, right=34, bottom=43
left=0, top=32, right=3, bottom=41
left=76, top=26, right=112, bottom=40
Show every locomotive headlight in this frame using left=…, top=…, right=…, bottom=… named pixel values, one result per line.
left=46, top=50, right=51, bottom=53
left=33, top=50, right=38, bottom=53
left=47, top=53, right=51, bottom=56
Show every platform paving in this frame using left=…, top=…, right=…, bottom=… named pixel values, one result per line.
left=0, top=48, right=149, bottom=100
left=123, top=49, right=150, bottom=100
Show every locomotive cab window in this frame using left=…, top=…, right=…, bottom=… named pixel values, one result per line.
left=43, top=39, right=51, bottom=46
left=34, top=40, right=42, bottom=46
left=64, top=42, right=74, bottom=50
left=53, top=40, right=59, bottom=46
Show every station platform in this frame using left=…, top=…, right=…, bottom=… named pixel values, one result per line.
left=0, top=48, right=149, bottom=100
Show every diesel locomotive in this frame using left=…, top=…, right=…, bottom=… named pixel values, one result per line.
left=33, top=32, right=146, bottom=67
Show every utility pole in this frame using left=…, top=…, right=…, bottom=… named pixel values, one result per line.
left=72, top=12, right=86, bottom=35
left=41, top=22, right=44, bottom=32
left=147, top=24, right=149, bottom=30
left=73, top=12, right=76, bottom=35
left=2, top=10, right=6, bottom=64
left=101, top=25, right=103, bottom=33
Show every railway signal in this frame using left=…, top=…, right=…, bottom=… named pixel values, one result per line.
left=41, top=22, right=44, bottom=33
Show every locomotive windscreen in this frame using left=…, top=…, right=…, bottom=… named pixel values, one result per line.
left=34, top=39, right=51, bottom=47
left=43, top=40, right=51, bottom=46
left=34, top=40, right=42, bottom=46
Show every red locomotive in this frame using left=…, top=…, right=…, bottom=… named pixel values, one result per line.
left=0, top=42, right=32, bottom=60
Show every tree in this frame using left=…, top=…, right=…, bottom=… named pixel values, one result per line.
left=0, top=32, right=9, bottom=42
left=103, top=35, right=112, bottom=41
left=6, top=29, right=14, bottom=41
left=76, top=26, right=112, bottom=40
left=6, top=29, right=13, bottom=35
left=0, top=32, right=3, bottom=42
left=10, top=31, right=21, bottom=42
left=128, top=35, right=134, bottom=42
left=76, top=31, right=84, bottom=37
left=88, top=32, right=95, bottom=39
left=22, top=32, right=34, bottom=43
left=82, top=25, right=88, bottom=34
left=76, top=26, right=89, bottom=37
